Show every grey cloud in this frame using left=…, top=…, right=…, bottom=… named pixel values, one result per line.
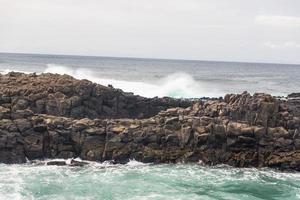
left=0, top=0, right=299, bottom=64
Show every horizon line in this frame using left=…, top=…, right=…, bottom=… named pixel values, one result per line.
left=0, top=51, right=300, bottom=66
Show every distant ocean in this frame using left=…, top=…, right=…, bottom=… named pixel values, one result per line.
left=1, top=52, right=300, bottom=98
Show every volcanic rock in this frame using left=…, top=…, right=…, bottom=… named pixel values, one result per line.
left=0, top=72, right=300, bottom=171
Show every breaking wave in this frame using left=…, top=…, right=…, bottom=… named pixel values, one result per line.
left=44, top=64, right=221, bottom=98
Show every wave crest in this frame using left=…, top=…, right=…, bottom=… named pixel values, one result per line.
left=18, top=64, right=220, bottom=98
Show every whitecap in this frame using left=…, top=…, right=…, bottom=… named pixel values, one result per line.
left=126, top=159, right=147, bottom=167
left=43, top=64, right=222, bottom=98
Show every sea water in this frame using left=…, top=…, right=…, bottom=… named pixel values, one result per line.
left=0, top=160, right=300, bottom=200
left=0, top=53, right=300, bottom=199
left=1, top=52, right=300, bottom=98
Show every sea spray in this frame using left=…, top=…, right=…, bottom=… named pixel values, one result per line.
left=44, top=64, right=221, bottom=98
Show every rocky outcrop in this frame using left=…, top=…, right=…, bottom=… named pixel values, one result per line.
left=0, top=72, right=192, bottom=119
left=0, top=72, right=300, bottom=171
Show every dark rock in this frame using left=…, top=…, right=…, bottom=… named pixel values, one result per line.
left=288, top=93, right=300, bottom=99
left=70, top=159, right=89, bottom=166
left=0, top=73, right=300, bottom=171
left=46, top=160, right=67, bottom=166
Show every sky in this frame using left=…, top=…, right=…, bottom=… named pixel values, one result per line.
left=0, top=0, right=300, bottom=64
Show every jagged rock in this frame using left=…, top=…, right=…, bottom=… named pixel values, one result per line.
left=0, top=73, right=300, bottom=171
left=0, top=72, right=192, bottom=119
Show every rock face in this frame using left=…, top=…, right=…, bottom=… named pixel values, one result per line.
left=0, top=72, right=191, bottom=119
left=1, top=72, right=300, bottom=171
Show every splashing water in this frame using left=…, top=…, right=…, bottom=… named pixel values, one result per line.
left=44, top=64, right=219, bottom=98
left=0, top=160, right=300, bottom=200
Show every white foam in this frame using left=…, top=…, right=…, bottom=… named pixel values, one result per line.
left=126, top=159, right=147, bottom=167
left=43, top=64, right=221, bottom=98
left=0, top=68, right=31, bottom=74
left=0, top=164, right=30, bottom=200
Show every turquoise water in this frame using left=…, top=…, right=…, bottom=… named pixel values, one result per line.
left=1, top=160, right=300, bottom=200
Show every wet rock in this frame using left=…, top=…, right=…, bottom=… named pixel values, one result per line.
left=46, top=160, right=67, bottom=166
left=70, top=159, right=89, bottom=166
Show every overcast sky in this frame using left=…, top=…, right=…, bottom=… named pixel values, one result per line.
left=0, top=0, right=300, bottom=64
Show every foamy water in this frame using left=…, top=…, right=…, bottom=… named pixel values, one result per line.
left=0, top=160, right=300, bottom=200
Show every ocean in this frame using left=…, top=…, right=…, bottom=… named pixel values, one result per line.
left=1, top=52, right=300, bottom=98
left=1, top=52, right=300, bottom=200
left=1, top=160, right=300, bottom=200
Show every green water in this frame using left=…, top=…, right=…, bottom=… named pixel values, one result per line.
left=0, top=160, right=300, bottom=200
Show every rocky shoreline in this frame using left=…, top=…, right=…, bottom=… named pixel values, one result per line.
left=1, top=72, right=300, bottom=171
